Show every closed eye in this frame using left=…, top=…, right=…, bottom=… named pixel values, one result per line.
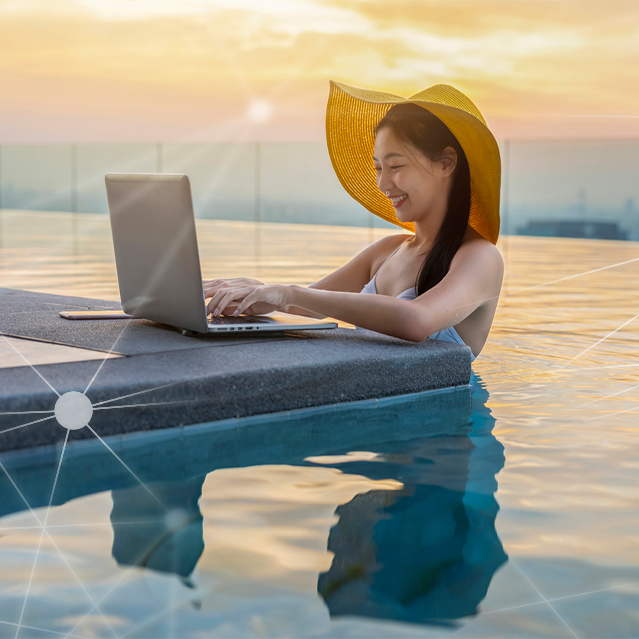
left=390, top=165, right=404, bottom=170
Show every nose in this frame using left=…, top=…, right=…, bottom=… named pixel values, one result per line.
left=376, top=167, right=395, bottom=195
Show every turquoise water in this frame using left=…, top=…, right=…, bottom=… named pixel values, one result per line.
left=0, top=377, right=510, bottom=637
left=1, top=213, right=639, bottom=637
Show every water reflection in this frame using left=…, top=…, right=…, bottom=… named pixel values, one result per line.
left=314, top=373, right=507, bottom=627
left=0, top=374, right=508, bottom=635
left=99, top=374, right=505, bottom=630
left=110, top=479, right=205, bottom=588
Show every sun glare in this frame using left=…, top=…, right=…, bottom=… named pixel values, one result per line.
left=247, top=99, right=273, bottom=123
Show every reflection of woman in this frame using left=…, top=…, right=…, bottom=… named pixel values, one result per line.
left=203, top=82, right=503, bottom=360
left=110, top=478, right=205, bottom=586
left=315, top=372, right=507, bottom=626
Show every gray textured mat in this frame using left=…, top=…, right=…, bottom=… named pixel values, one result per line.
left=0, top=288, right=472, bottom=452
left=0, top=287, right=285, bottom=354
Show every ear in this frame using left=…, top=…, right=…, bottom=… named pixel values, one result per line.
left=438, top=146, right=457, bottom=176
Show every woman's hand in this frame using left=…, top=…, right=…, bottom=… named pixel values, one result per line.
left=203, top=277, right=265, bottom=315
left=203, top=278, right=290, bottom=316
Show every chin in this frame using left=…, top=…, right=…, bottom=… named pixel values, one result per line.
left=396, top=212, right=416, bottom=225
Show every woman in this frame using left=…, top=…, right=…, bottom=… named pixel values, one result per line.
left=204, top=81, right=504, bottom=361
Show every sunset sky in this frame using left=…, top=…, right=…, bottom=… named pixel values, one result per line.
left=1, top=0, right=639, bottom=143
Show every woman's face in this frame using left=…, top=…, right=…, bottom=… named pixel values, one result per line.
left=373, top=126, right=455, bottom=225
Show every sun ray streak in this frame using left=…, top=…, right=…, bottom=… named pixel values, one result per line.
left=510, top=560, right=579, bottom=638
left=74, top=5, right=339, bottom=413
left=1, top=333, right=60, bottom=397
left=83, top=183, right=226, bottom=396
left=2, top=144, right=173, bottom=288
left=15, top=430, right=68, bottom=639
left=86, top=424, right=167, bottom=511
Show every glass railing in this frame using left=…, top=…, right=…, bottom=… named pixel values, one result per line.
left=1, top=140, right=638, bottom=239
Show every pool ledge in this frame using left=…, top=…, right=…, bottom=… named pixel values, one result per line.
left=0, top=287, right=472, bottom=452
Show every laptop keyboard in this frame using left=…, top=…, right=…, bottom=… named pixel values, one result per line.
left=207, top=315, right=270, bottom=325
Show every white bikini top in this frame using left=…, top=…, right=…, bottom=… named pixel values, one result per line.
left=359, top=242, right=476, bottom=362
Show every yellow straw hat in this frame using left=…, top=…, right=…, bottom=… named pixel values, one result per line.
left=326, top=80, right=501, bottom=245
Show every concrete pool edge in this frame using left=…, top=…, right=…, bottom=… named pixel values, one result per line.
left=0, top=288, right=472, bottom=453
left=0, top=382, right=472, bottom=469
left=0, top=383, right=474, bottom=520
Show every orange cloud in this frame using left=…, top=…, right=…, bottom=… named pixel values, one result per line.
left=0, top=1, right=638, bottom=142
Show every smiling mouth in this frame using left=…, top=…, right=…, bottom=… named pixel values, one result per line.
left=389, top=194, right=408, bottom=208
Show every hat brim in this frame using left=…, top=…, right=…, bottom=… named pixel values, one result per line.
left=326, top=80, right=501, bottom=245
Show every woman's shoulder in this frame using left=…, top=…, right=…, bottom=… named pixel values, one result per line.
left=456, top=227, right=504, bottom=275
left=377, top=232, right=414, bottom=248
left=369, top=232, right=414, bottom=260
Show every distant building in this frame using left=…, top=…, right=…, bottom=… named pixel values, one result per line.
left=517, top=220, right=628, bottom=241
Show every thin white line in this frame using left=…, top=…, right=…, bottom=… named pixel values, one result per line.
left=0, top=410, right=55, bottom=415
left=0, top=415, right=56, bottom=436
left=91, top=382, right=187, bottom=407
left=118, top=599, right=186, bottom=639
left=506, top=257, right=639, bottom=295
left=0, top=333, right=60, bottom=397
left=563, top=381, right=639, bottom=412
left=62, top=532, right=179, bottom=639
left=14, top=510, right=47, bottom=636
left=15, top=431, right=68, bottom=639
left=583, top=404, right=639, bottom=422
left=532, top=115, right=639, bottom=119
left=169, top=556, right=177, bottom=639
left=428, top=255, right=639, bottom=318
left=546, top=581, right=639, bottom=604
left=84, top=198, right=214, bottom=397
left=490, top=360, right=639, bottom=381
left=0, top=458, right=45, bottom=527
left=0, top=617, right=91, bottom=639
left=548, top=362, right=639, bottom=372
left=83, top=345, right=119, bottom=395
left=0, top=520, right=165, bottom=532
left=93, top=401, right=192, bottom=411
left=41, top=527, right=120, bottom=639
left=0, top=441, right=118, bottom=638
left=556, top=310, right=639, bottom=369
left=482, top=580, right=639, bottom=616
left=510, top=560, right=580, bottom=638
left=86, top=424, right=167, bottom=511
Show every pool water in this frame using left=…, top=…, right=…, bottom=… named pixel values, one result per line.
left=1, top=211, right=639, bottom=638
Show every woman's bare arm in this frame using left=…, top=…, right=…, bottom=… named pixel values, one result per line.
left=281, top=234, right=411, bottom=319
left=283, top=239, right=504, bottom=341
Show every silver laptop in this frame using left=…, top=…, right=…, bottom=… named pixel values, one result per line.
left=105, top=173, right=338, bottom=335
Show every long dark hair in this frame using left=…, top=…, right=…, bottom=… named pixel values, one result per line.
left=375, top=103, right=471, bottom=295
